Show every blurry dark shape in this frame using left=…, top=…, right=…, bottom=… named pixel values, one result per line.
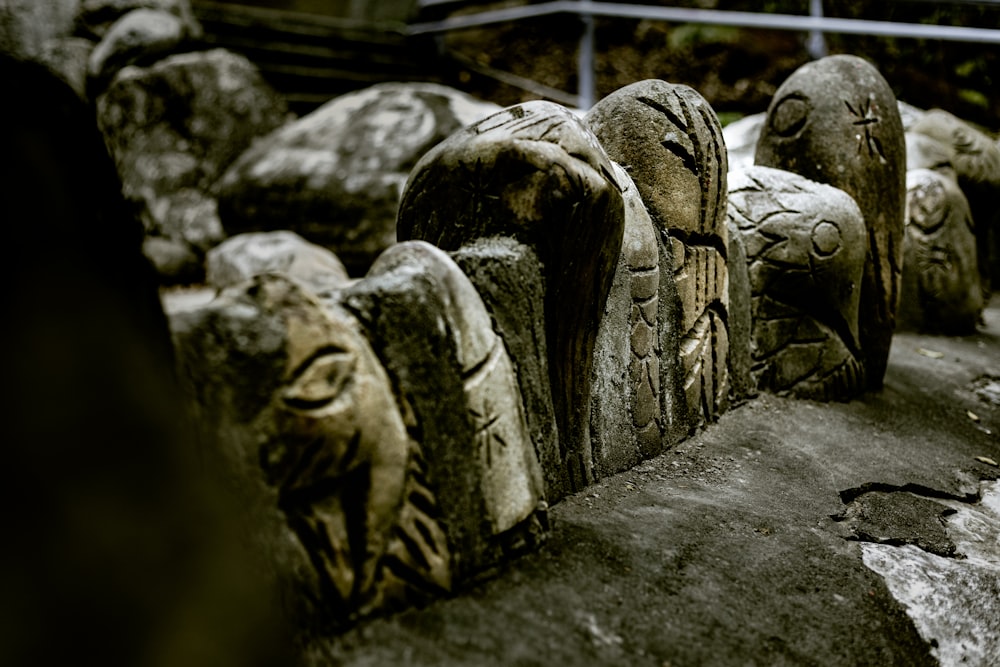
left=0, top=53, right=290, bottom=667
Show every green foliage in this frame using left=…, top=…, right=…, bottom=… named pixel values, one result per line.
left=667, top=24, right=741, bottom=51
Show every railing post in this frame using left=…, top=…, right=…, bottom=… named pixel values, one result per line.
left=806, top=0, right=828, bottom=58
left=578, top=0, right=595, bottom=109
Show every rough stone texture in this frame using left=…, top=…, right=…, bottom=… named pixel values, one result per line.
left=728, top=166, right=867, bottom=401
left=897, top=100, right=925, bottom=131
left=837, top=492, right=957, bottom=557
left=87, top=8, right=187, bottom=88
left=206, top=230, right=349, bottom=295
left=76, top=0, right=200, bottom=40
left=722, top=111, right=765, bottom=172
left=911, top=109, right=1000, bottom=188
left=39, top=36, right=93, bottom=98
left=911, top=108, right=1000, bottom=299
left=905, top=131, right=956, bottom=176
left=590, top=163, right=668, bottom=478
left=342, top=241, right=546, bottom=580
left=726, top=218, right=754, bottom=403
left=451, top=238, right=564, bottom=501
left=97, top=48, right=288, bottom=282
left=0, top=0, right=78, bottom=59
left=172, top=274, right=454, bottom=632
left=898, top=169, right=982, bottom=334
left=217, top=83, right=501, bottom=276
left=586, top=79, right=729, bottom=433
left=398, top=100, right=625, bottom=493
left=755, top=54, right=906, bottom=390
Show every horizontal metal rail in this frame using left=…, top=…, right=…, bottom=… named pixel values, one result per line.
left=408, top=1, right=1000, bottom=44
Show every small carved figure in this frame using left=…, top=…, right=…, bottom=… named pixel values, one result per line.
left=755, top=54, right=906, bottom=390
left=899, top=169, right=982, bottom=334
left=344, top=241, right=545, bottom=568
left=398, top=101, right=625, bottom=493
left=728, top=166, right=867, bottom=401
left=586, top=79, right=729, bottom=432
left=173, top=275, right=451, bottom=626
left=910, top=108, right=1000, bottom=299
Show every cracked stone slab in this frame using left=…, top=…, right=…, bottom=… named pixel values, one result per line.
left=861, top=481, right=1000, bottom=667
left=836, top=491, right=957, bottom=557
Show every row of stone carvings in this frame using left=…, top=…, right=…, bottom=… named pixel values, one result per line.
left=727, top=90, right=1000, bottom=338
left=167, top=54, right=995, bottom=637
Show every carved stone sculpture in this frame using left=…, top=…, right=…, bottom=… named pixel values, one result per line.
left=343, top=241, right=546, bottom=576
left=398, top=100, right=625, bottom=493
left=173, top=236, right=548, bottom=627
left=172, top=275, right=452, bottom=628
left=726, top=218, right=754, bottom=403
left=910, top=108, right=1000, bottom=299
left=898, top=169, right=982, bottom=334
left=755, top=54, right=906, bottom=390
left=590, top=163, right=669, bottom=476
left=586, top=79, right=729, bottom=433
left=728, top=166, right=867, bottom=401
left=451, top=238, right=563, bottom=500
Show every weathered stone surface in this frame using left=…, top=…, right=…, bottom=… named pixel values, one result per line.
left=217, top=83, right=500, bottom=276
left=860, top=481, right=1000, bottom=667
left=97, top=48, right=288, bottom=282
left=911, top=108, right=1000, bottom=298
left=906, top=131, right=957, bottom=175
left=142, top=234, right=201, bottom=283
left=728, top=166, right=866, bottom=401
left=755, top=54, right=906, bottom=390
left=398, top=100, right=625, bottom=493
left=726, top=218, right=754, bottom=403
left=87, top=8, right=187, bottom=87
left=838, top=491, right=957, bottom=557
left=591, top=163, right=668, bottom=478
left=39, top=36, right=94, bottom=98
left=898, top=169, right=982, bottom=334
left=172, top=274, right=453, bottom=630
left=343, top=241, right=545, bottom=572
left=722, top=111, right=765, bottom=172
left=897, top=100, right=925, bottom=131
left=586, top=79, right=729, bottom=431
left=0, top=0, right=77, bottom=59
left=451, top=238, right=563, bottom=501
left=206, top=230, right=349, bottom=295
left=76, top=0, right=200, bottom=40
left=911, top=109, right=1000, bottom=187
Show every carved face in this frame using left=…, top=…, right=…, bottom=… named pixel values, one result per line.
left=901, top=169, right=983, bottom=332
left=246, top=276, right=411, bottom=609
left=728, top=166, right=869, bottom=398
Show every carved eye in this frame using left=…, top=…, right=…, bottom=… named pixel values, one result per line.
left=811, top=220, right=842, bottom=258
left=281, top=346, right=356, bottom=411
left=770, top=94, right=810, bottom=138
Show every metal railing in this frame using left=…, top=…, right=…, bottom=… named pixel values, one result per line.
left=409, top=1, right=1000, bottom=108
